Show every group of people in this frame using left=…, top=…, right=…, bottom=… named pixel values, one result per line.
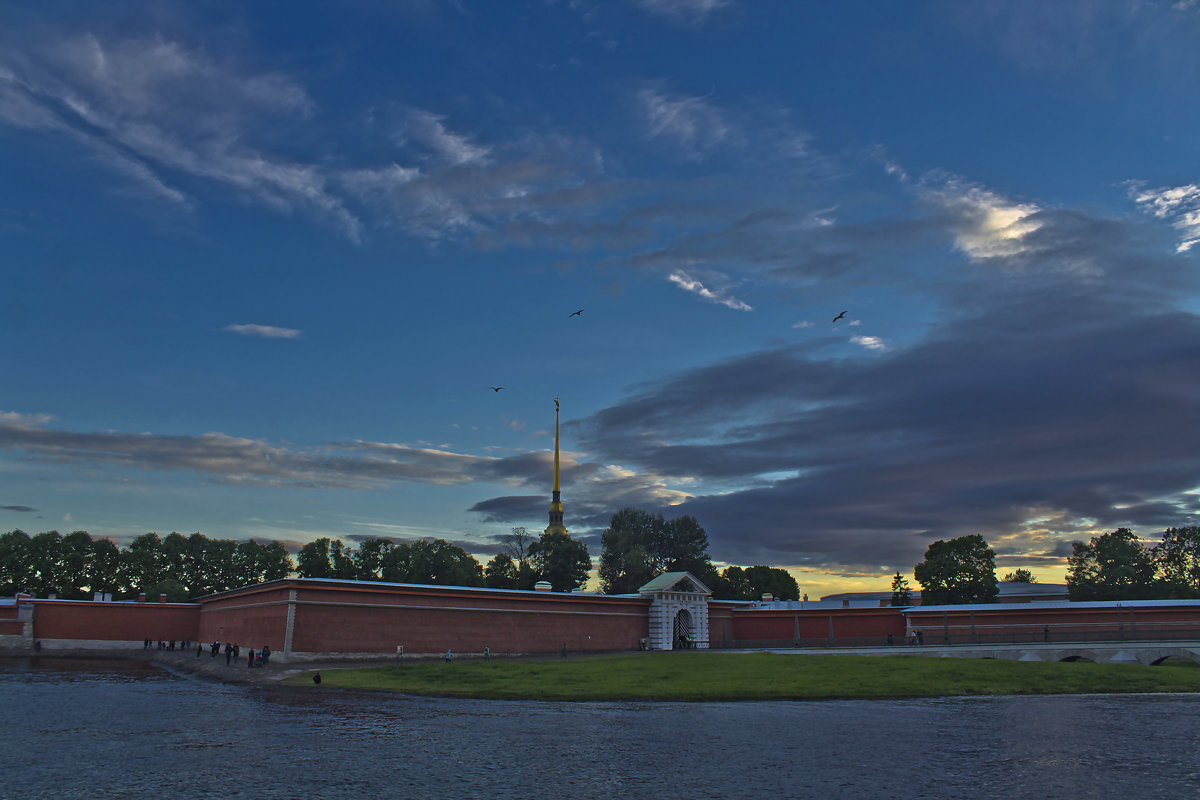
left=143, top=639, right=189, bottom=650
left=193, top=640, right=271, bottom=667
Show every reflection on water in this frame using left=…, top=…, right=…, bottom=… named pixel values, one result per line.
left=2, top=658, right=1199, bottom=800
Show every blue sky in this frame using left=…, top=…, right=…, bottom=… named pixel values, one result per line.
left=4, top=0, right=1200, bottom=596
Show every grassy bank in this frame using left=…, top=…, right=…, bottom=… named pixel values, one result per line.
left=282, top=651, right=1200, bottom=701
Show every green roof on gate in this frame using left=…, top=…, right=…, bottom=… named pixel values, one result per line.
left=637, top=571, right=711, bottom=595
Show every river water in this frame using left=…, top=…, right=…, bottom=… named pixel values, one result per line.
left=2, top=658, right=1198, bottom=799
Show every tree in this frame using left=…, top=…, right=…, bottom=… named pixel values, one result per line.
left=1001, top=569, right=1036, bottom=583
left=1154, top=527, right=1200, bottom=598
left=380, top=539, right=484, bottom=587
left=0, top=530, right=32, bottom=595
left=1067, top=528, right=1157, bottom=601
left=913, top=534, right=999, bottom=605
left=351, top=537, right=392, bottom=581
left=484, top=552, right=521, bottom=589
left=527, top=529, right=591, bottom=592
left=27, top=531, right=65, bottom=597
left=120, top=533, right=166, bottom=596
left=88, top=538, right=121, bottom=597
left=890, top=572, right=912, bottom=606
left=59, top=531, right=96, bottom=599
left=599, top=508, right=715, bottom=594
left=709, top=565, right=798, bottom=601
left=296, top=538, right=336, bottom=578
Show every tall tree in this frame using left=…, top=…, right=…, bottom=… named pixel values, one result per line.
left=913, top=534, right=999, bottom=605
left=352, top=537, right=392, bottom=581
left=485, top=528, right=540, bottom=589
left=380, top=539, right=484, bottom=587
left=599, top=508, right=715, bottom=594
left=121, top=533, right=166, bottom=595
left=890, top=572, right=912, bottom=606
left=27, top=531, right=65, bottom=597
left=0, top=530, right=33, bottom=595
left=88, top=538, right=122, bottom=597
left=483, top=552, right=521, bottom=589
left=1067, top=528, right=1157, bottom=601
left=1154, top=527, right=1200, bottom=598
left=59, top=530, right=96, bottom=599
left=527, top=529, right=591, bottom=592
left=296, top=538, right=336, bottom=578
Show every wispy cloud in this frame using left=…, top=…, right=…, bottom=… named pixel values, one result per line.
left=632, top=0, right=733, bottom=26
left=0, top=34, right=365, bottom=240
left=395, top=108, right=490, bottom=166
left=637, top=84, right=732, bottom=160
left=1128, top=181, right=1200, bottom=252
left=668, top=269, right=753, bottom=310
left=222, top=323, right=303, bottom=340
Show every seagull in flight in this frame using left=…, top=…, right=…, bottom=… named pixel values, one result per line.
left=832, top=310, right=847, bottom=323
left=489, top=386, right=505, bottom=392
left=569, top=308, right=584, bottom=317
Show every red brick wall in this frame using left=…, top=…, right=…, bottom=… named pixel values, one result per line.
left=31, top=600, right=200, bottom=641
left=708, top=601, right=739, bottom=647
left=729, top=607, right=907, bottom=644
left=904, top=604, right=1200, bottom=642
left=198, top=586, right=293, bottom=650
left=0, top=604, right=22, bottom=635
left=286, top=582, right=650, bottom=655
left=196, top=581, right=651, bottom=656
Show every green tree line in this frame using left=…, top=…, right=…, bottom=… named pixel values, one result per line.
left=909, top=527, right=1200, bottom=604
left=3, top=508, right=806, bottom=603
left=0, top=529, right=292, bottom=602
left=295, top=528, right=593, bottom=594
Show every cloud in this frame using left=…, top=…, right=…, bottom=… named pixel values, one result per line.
left=850, top=335, right=886, bottom=351
left=395, top=108, right=490, bottom=166
left=571, top=249, right=1200, bottom=572
left=637, top=85, right=732, bottom=160
left=222, top=323, right=303, bottom=339
left=1128, top=181, right=1200, bottom=253
left=919, top=177, right=1043, bottom=261
left=0, top=34, right=361, bottom=239
left=667, top=269, right=753, bottom=310
left=0, top=414, right=501, bottom=489
left=632, top=0, right=733, bottom=26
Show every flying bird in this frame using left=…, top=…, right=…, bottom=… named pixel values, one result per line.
left=489, top=386, right=505, bottom=392
left=569, top=309, right=584, bottom=317
left=832, top=311, right=847, bottom=323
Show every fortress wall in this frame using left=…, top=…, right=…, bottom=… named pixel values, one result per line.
left=903, top=604, right=1200, bottom=642
left=730, top=607, right=905, bottom=644
left=0, top=603, right=23, bottom=635
left=30, top=600, right=200, bottom=644
left=707, top=601, right=739, bottom=647
left=197, top=586, right=293, bottom=651
left=282, top=581, right=650, bottom=657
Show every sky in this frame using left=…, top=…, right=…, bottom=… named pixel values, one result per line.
left=3, top=0, right=1200, bottom=598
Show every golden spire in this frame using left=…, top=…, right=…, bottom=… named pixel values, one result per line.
left=546, top=396, right=567, bottom=536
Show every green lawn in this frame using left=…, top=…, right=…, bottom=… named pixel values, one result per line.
left=281, top=651, right=1200, bottom=701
